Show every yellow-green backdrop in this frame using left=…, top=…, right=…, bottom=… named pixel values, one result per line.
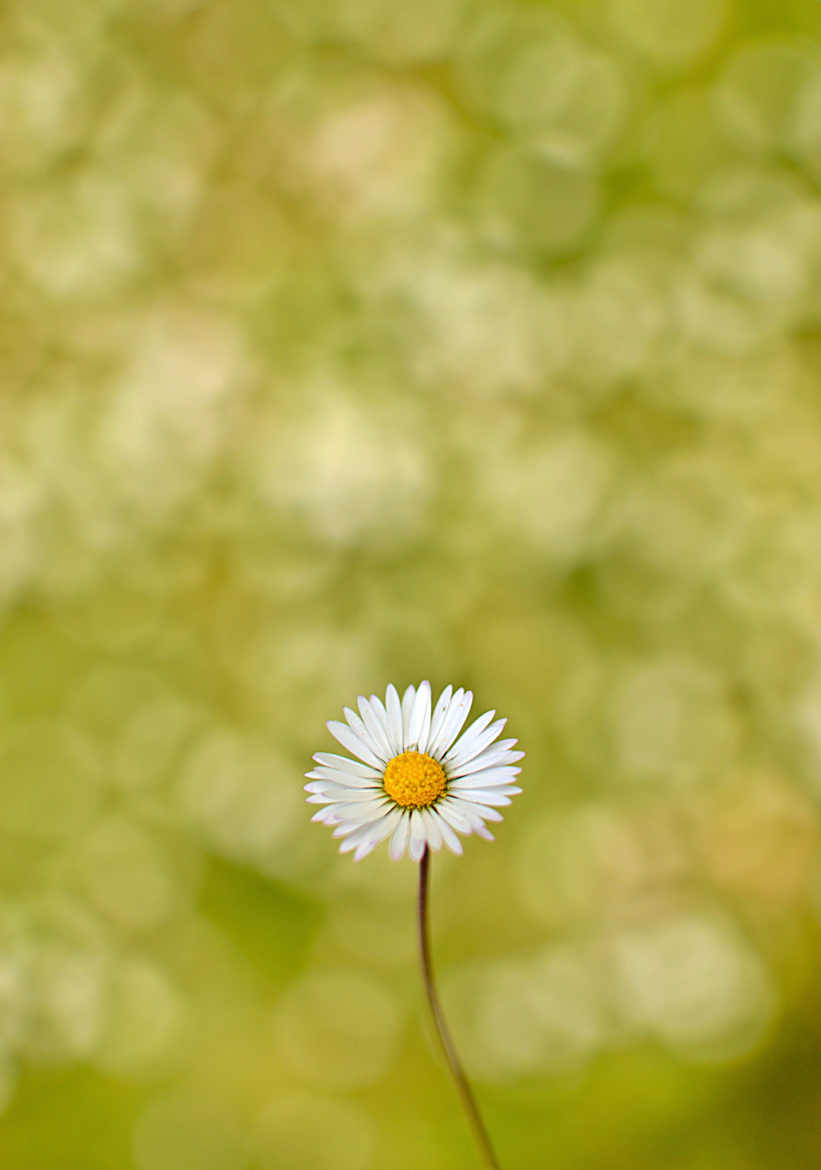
left=2, top=1, right=821, bottom=1167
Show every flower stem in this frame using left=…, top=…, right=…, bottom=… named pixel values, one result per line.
left=417, top=846, right=502, bottom=1170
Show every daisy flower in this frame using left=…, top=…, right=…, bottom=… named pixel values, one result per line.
left=305, top=681, right=524, bottom=862
left=306, top=681, right=521, bottom=1167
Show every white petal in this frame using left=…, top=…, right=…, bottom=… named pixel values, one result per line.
left=385, top=684, right=404, bottom=755
left=326, top=720, right=384, bottom=769
left=305, top=782, right=383, bottom=801
left=308, top=794, right=359, bottom=808
left=436, top=800, right=473, bottom=834
left=331, top=801, right=392, bottom=836
left=324, top=798, right=389, bottom=825
left=449, top=796, right=504, bottom=823
left=344, top=706, right=388, bottom=764
left=338, top=808, right=400, bottom=856
left=443, top=708, right=496, bottom=764
left=357, top=696, right=393, bottom=761
left=334, top=821, right=375, bottom=848
left=431, top=809, right=463, bottom=855
left=350, top=808, right=403, bottom=861
left=408, top=808, right=428, bottom=861
left=420, top=808, right=443, bottom=851
left=370, top=693, right=394, bottom=739
left=491, top=738, right=519, bottom=752
left=401, top=685, right=416, bottom=745
left=439, top=799, right=497, bottom=838
left=447, top=767, right=521, bottom=789
left=313, top=804, right=390, bottom=828
left=428, top=688, right=473, bottom=758
left=445, top=716, right=507, bottom=770
left=312, top=753, right=382, bottom=780
left=408, top=681, right=432, bottom=751
left=389, top=812, right=412, bottom=860
left=449, top=745, right=524, bottom=777
left=426, top=685, right=453, bottom=754
left=311, top=806, right=342, bottom=824
left=450, top=788, right=516, bottom=807
left=305, top=767, right=381, bottom=788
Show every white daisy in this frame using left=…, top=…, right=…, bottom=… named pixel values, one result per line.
left=305, top=681, right=524, bottom=862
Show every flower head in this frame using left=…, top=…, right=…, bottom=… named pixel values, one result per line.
left=306, top=681, right=524, bottom=861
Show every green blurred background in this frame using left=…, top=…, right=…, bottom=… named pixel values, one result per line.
left=3, top=0, right=821, bottom=1166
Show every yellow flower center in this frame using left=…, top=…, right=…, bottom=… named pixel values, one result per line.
left=383, top=751, right=447, bottom=809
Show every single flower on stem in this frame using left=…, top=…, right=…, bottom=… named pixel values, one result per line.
left=306, top=680, right=524, bottom=1170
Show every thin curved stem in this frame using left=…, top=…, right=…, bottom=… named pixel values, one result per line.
left=417, top=846, right=502, bottom=1170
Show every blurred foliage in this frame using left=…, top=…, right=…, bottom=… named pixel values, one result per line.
left=3, top=0, right=821, bottom=1167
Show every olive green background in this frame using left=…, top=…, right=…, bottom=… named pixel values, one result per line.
left=3, top=1, right=821, bottom=1167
